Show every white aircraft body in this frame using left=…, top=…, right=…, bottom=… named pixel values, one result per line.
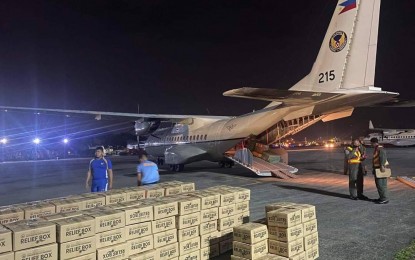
left=0, top=0, right=407, bottom=175
left=363, top=121, right=415, bottom=147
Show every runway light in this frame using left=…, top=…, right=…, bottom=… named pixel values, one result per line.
left=33, top=138, right=41, bottom=144
left=0, top=138, right=7, bottom=144
left=63, top=138, right=69, bottom=144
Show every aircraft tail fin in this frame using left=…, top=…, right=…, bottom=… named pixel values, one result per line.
left=290, top=0, right=381, bottom=92
left=369, top=120, right=374, bottom=129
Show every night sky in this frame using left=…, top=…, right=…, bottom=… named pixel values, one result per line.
left=1, top=0, right=415, bottom=141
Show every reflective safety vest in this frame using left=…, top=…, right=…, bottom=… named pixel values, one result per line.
left=348, top=149, right=361, bottom=164
left=373, top=145, right=383, bottom=167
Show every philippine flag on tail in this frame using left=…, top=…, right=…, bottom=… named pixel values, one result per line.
left=339, top=0, right=357, bottom=14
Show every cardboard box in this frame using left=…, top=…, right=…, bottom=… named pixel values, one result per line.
left=233, top=223, right=268, bottom=244
left=154, top=229, right=177, bottom=248
left=53, top=215, right=95, bottom=243
left=287, top=205, right=316, bottom=223
left=200, top=231, right=220, bottom=248
left=164, top=185, right=183, bottom=196
left=200, top=244, right=219, bottom=260
left=21, top=203, right=56, bottom=220
left=218, top=204, right=236, bottom=218
left=303, top=232, right=318, bottom=251
left=0, top=207, right=24, bottom=225
left=50, top=198, right=83, bottom=213
left=199, top=221, right=217, bottom=235
left=96, top=227, right=126, bottom=248
left=219, top=228, right=233, bottom=241
left=232, top=240, right=268, bottom=260
left=305, top=245, right=319, bottom=260
left=143, top=186, right=165, bottom=199
left=0, top=252, right=13, bottom=260
left=290, top=251, right=306, bottom=260
left=233, top=188, right=251, bottom=204
left=125, top=221, right=152, bottom=240
left=96, top=241, right=127, bottom=260
left=0, top=226, right=12, bottom=254
left=200, top=208, right=218, bottom=223
left=180, top=183, right=195, bottom=193
left=103, top=190, right=127, bottom=205
left=268, top=238, right=304, bottom=258
left=177, top=197, right=201, bottom=216
left=84, top=208, right=125, bottom=233
left=235, top=212, right=250, bottom=226
left=235, top=201, right=250, bottom=215
left=42, top=211, right=83, bottom=221
left=302, top=220, right=318, bottom=237
left=177, top=225, right=199, bottom=242
left=79, top=194, right=106, bottom=210
left=69, top=252, right=96, bottom=260
left=178, top=250, right=199, bottom=260
left=217, top=215, right=235, bottom=231
left=178, top=236, right=200, bottom=255
left=5, top=219, right=56, bottom=251
left=189, top=192, right=220, bottom=209
left=123, top=188, right=146, bottom=201
left=217, top=190, right=236, bottom=206
left=152, top=216, right=176, bottom=234
left=176, top=212, right=200, bottom=230
left=14, top=243, right=57, bottom=260
left=127, top=234, right=154, bottom=256
left=129, top=249, right=158, bottom=260
left=153, top=201, right=178, bottom=220
left=219, top=238, right=233, bottom=254
left=157, top=242, right=179, bottom=260
left=265, top=202, right=296, bottom=212
left=119, top=204, right=154, bottom=225
left=59, top=236, right=96, bottom=260
left=270, top=224, right=303, bottom=242
left=267, top=209, right=302, bottom=228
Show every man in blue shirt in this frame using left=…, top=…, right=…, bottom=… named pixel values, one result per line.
left=86, top=147, right=113, bottom=192
left=137, top=151, right=159, bottom=186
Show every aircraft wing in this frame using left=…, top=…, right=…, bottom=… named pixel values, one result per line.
left=0, top=106, right=230, bottom=121
left=223, top=87, right=343, bottom=105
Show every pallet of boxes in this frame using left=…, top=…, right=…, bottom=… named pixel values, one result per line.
left=0, top=182, right=251, bottom=260
left=231, top=202, right=319, bottom=260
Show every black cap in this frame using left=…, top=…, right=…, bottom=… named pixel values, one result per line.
left=370, top=137, right=378, bottom=143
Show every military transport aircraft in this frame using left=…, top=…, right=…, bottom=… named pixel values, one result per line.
left=363, top=121, right=415, bottom=147
left=0, top=0, right=410, bottom=176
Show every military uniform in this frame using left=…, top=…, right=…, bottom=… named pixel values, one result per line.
left=372, top=145, right=388, bottom=203
left=346, top=146, right=364, bottom=199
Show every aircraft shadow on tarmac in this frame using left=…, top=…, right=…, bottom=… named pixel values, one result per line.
left=272, top=184, right=351, bottom=199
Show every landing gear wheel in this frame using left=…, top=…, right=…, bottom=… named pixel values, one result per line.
left=173, top=164, right=184, bottom=172
left=224, top=162, right=233, bottom=168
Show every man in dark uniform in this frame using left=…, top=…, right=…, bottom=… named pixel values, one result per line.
left=347, top=139, right=368, bottom=200
left=371, top=138, right=389, bottom=204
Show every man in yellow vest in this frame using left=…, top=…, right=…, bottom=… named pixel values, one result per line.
left=371, top=138, right=389, bottom=204
left=346, top=139, right=368, bottom=200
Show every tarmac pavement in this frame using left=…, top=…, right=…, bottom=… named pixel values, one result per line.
left=0, top=147, right=414, bottom=259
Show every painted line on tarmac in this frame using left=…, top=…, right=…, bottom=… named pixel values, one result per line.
left=0, top=157, right=91, bottom=164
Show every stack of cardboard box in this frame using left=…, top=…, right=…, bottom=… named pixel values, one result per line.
left=0, top=182, right=255, bottom=260
left=231, top=223, right=269, bottom=259
left=266, top=203, right=318, bottom=260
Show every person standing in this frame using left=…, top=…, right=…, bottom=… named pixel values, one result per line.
left=358, top=137, right=368, bottom=176
left=86, top=147, right=113, bottom=192
left=371, top=138, right=389, bottom=204
left=137, top=151, right=160, bottom=186
left=347, top=139, right=368, bottom=200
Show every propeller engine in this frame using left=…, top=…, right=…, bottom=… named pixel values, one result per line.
left=134, top=119, right=161, bottom=136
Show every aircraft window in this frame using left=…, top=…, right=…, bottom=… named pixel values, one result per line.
left=204, top=134, right=207, bottom=140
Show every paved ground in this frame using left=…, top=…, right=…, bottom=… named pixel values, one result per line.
left=0, top=147, right=414, bottom=259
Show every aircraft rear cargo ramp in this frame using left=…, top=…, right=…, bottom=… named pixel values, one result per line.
left=227, top=148, right=298, bottom=178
